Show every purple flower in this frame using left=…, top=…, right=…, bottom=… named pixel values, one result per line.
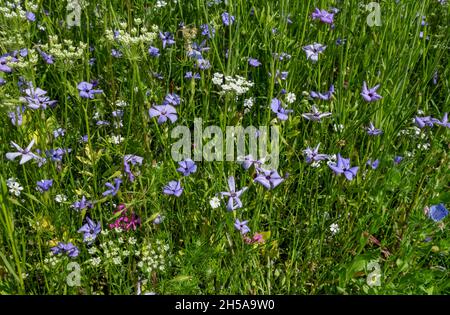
left=366, top=159, right=380, bottom=169
left=6, top=139, right=39, bottom=164
left=366, top=122, right=383, bottom=135
left=196, top=58, right=211, bottom=70
left=185, top=71, right=201, bottom=80
left=222, top=12, right=235, bottom=26
left=46, top=148, right=69, bottom=162
left=0, top=55, right=17, bottom=73
left=19, top=49, right=28, bottom=57
left=149, top=104, right=178, bottom=124
left=78, top=217, right=102, bottom=244
left=254, top=169, right=284, bottom=189
left=102, top=178, right=122, bottom=197
left=77, top=81, right=103, bottom=99
left=302, top=105, right=332, bottom=122
left=112, top=110, right=124, bottom=118
left=39, top=53, right=51, bottom=65
left=159, top=32, right=175, bottom=49
left=164, top=93, right=181, bottom=106
left=361, top=81, right=382, bottom=102
left=234, top=219, right=250, bottom=235
left=177, top=159, right=197, bottom=176
left=96, top=120, right=110, bottom=126
left=427, top=204, right=448, bottom=222
left=36, top=179, right=53, bottom=193
left=393, top=156, right=403, bottom=165
left=123, top=154, right=143, bottom=182
left=336, top=38, right=347, bottom=45
left=303, top=143, right=329, bottom=163
left=188, top=41, right=210, bottom=60
left=0, top=78, right=5, bottom=85
left=431, top=113, right=449, bottom=128
left=311, top=8, right=334, bottom=24
left=8, top=106, right=25, bottom=126
left=270, top=70, right=288, bottom=82
left=111, top=49, right=123, bottom=58
left=271, top=98, right=293, bottom=121
left=248, top=58, right=261, bottom=67
left=238, top=155, right=262, bottom=170
left=148, top=46, right=160, bottom=57
left=53, top=128, right=66, bottom=138
left=21, top=86, right=57, bottom=110
left=200, top=24, right=215, bottom=38
left=26, top=12, right=36, bottom=22
left=51, top=242, right=79, bottom=258
left=432, top=71, right=438, bottom=85
left=163, top=180, right=183, bottom=197
left=220, top=176, right=247, bottom=211
left=328, top=153, right=359, bottom=180
left=71, top=196, right=93, bottom=211
left=273, top=52, right=291, bottom=61
left=310, top=84, right=334, bottom=100
left=302, top=43, right=326, bottom=62
left=414, top=116, right=434, bottom=128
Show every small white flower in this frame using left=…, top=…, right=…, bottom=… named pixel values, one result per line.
left=88, top=247, right=98, bottom=255
left=244, top=97, right=254, bottom=108
left=286, top=92, right=296, bottom=104
left=330, top=223, right=339, bottom=235
left=209, top=196, right=221, bottom=209
left=110, top=135, right=124, bottom=144
left=91, top=257, right=101, bottom=266
left=333, top=124, right=344, bottom=132
left=112, top=257, right=122, bottom=265
left=8, top=181, right=23, bottom=196
left=55, top=194, right=67, bottom=203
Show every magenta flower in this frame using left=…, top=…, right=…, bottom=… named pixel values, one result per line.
left=109, top=204, right=141, bottom=231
